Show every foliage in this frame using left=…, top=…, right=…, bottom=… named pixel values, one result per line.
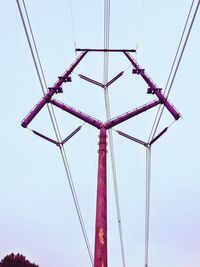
left=0, top=253, right=39, bottom=267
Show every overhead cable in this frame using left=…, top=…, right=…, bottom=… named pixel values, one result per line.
left=20, top=0, right=61, bottom=142
left=136, top=0, right=145, bottom=53
left=103, top=1, right=126, bottom=267
left=16, top=1, right=93, bottom=265
left=144, top=146, right=151, bottom=267
left=68, top=0, right=78, bottom=56
left=60, top=146, right=94, bottom=264
left=149, top=0, right=198, bottom=141
left=145, top=3, right=199, bottom=265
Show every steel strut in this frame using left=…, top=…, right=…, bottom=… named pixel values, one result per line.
left=123, top=51, right=181, bottom=120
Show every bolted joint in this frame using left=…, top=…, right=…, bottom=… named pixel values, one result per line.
left=58, top=76, right=72, bottom=83
left=147, top=87, right=162, bottom=94
left=48, top=86, right=63, bottom=94
left=132, top=68, right=145, bottom=75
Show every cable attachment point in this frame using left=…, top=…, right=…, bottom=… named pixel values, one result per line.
left=58, top=76, right=72, bottom=83
left=145, top=143, right=151, bottom=148
left=147, top=87, right=162, bottom=95
left=132, top=68, right=145, bottom=75
left=48, top=86, right=63, bottom=94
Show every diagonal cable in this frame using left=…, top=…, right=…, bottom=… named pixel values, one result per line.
left=144, top=146, right=151, bottom=267
left=16, top=1, right=94, bottom=264
left=149, top=0, right=198, bottom=142
left=145, top=3, right=200, bottom=265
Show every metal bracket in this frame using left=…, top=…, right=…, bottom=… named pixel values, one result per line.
left=147, top=87, right=162, bottom=95
left=58, top=76, right=72, bottom=83
left=48, top=87, right=63, bottom=94
left=132, top=68, right=145, bottom=75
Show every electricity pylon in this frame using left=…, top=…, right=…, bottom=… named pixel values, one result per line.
left=21, top=48, right=180, bottom=267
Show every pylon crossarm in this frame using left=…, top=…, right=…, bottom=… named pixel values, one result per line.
left=49, top=98, right=103, bottom=129
left=21, top=89, right=55, bottom=128
left=123, top=51, right=181, bottom=120
left=105, top=100, right=160, bottom=129
left=76, top=48, right=136, bottom=53
left=21, top=52, right=88, bottom=128
left=55, top=51, right=88, bottom=87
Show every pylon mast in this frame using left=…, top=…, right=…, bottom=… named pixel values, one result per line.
left=94, top=127, right=107, bottom=267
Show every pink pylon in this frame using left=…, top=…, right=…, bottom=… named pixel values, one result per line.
left=21, top=49, right=181, bottom=267
left=94, top=127, right=107, bottom=267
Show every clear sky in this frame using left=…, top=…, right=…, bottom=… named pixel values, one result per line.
left=1, top=1, right=200, bottom=267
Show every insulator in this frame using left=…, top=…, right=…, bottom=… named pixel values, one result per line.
left=32, top=130, right=59, bottom=145
left=149, top=127, right=168, bottom=145
left=61, top=126, right=82, bottom=145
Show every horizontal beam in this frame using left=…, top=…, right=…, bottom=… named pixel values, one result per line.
left=49, top=98, right=103, bottom=129
left=76, top=48, right=136, bottom=53
left=105, top=100, right=160, bottom=129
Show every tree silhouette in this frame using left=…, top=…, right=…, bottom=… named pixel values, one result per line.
left=0, top=253, right=39, bottom=267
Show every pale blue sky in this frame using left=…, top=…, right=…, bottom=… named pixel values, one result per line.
left=0, top=1, right=200, bottom=267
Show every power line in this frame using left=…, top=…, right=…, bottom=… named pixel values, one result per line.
left=68, top=0, right=78, bottom=57
left=145, top=3, right=200, bottom=265
left=136, top=0, right=145, bottom=53
left=60, top=146, right=94, bottom=264
left=163, top=0, right=195, bottom=97
left=149, top=0, right=198, bottom=141
left=16, top=1, right=93, bottom=265
left=21, top=0, right=62, bottom=143
left=103, top=1, right=126, bottom=267
left=144, top=146, right=151, bottom=267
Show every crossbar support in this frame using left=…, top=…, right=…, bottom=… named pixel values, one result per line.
left=21, top=51, right=87, bottom=128
left=49, top=98, right=103, bottom=129
left=124, top=52, right=181, bottom=120
left=105, top=100, right=160, bottom=129
left=76, top=48, right=136, bottom=52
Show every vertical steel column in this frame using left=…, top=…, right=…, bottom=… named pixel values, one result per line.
left=94, top=127, right=107, bottom=267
